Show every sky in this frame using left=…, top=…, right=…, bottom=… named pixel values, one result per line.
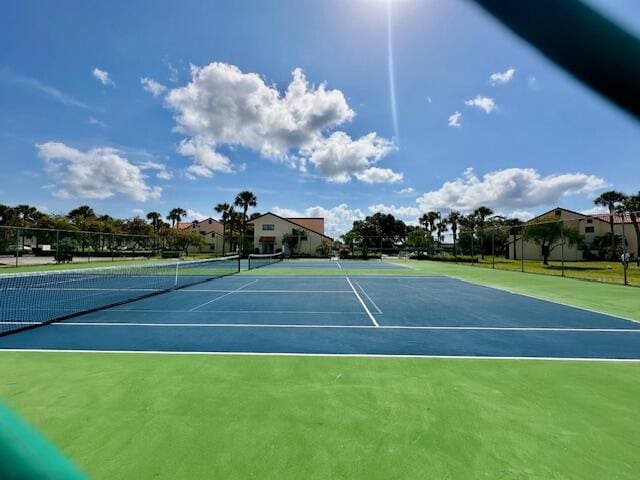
left=1, top=0, right=639, bottom=237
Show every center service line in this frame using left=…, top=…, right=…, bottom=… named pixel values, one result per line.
left=346, top=276, right=379, bottom=327
left=188, top=279, right=259, bottom=312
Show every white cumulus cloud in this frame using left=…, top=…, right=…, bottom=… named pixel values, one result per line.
left=140, top=77, right=167, bottom=97
left=138, top=160, right=173, bottom=180
left=92, top=68, right=115, bottom=86
left=490, top=68, right=515, bottom=86
left=272, top=204, right=365, bottom=238
left=368, top=204, right=421, bottom=218
left=37, top=142, right=161, bottom=201
left=448, top=111, right=462, bottom=128
left=464, top=96, right=496, bottom=113
left=164, top=62, right=400, bottom=183
left=186, top=209, right=209, bottom=221
left=396, top=187, right=416, bottom=195
left=416, top=167, right=607, bottom=214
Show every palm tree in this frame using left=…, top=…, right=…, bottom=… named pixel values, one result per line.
left=446, top=211, right=462, bottom=256
left=146, top=212, right=161, bottom=231
left=436, top=221, right=447, bottom=246
left=473, top=206, right=494, bottom=259
left=234, top=191, right=257, bottom=254
left=618, top=192, right=640, bottom=266
left=419, top=211, right=440, bottom=241
left=215, top=202, right=232, bottom=255
left=594, top=191, right=627, bottom=259
left=67, top=205, right=95, bottom=224
left=167, top=208, right=187, bottom=228
left=227, top=208, right=243, bottom=252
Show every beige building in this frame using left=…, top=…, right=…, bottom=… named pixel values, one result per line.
left=177, top=218, right=225, bottom=254
left=248, top=212, right=333, bottom=256
left=509, top=207, right=639, bottom=261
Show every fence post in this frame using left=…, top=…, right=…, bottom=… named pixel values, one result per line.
left=491, top=230, right=495, bottom=269
left=622, top=220, right=628, bottom=286
left=520, top=226, right=524, bottom=273
left=470, top=231, right=474, bottom=266
left=560, top=220, right=565, bottom=277
left=15, top=227, right=20, bottom=267
left=56, top=229, right=60, bottom=263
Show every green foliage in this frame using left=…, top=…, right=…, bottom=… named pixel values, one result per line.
left=523, top=216, right=583, bottom=264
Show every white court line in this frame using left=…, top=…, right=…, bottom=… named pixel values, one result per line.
left=346, top=277, right=378, bottom=327
left=337, top=262, right=342, bottom=270
left=450, top=277, right=640, bottom=326
left=179, top=289, right=353, bottom=294
left=0, top=348, right=637, bottom=363
left=104, top=310, right=367, bottom=315
left=188, top=279, right=259, bottom=312
left=47, top=322, right=640, bottom=332
left=354, top=281, right=383, bottom=314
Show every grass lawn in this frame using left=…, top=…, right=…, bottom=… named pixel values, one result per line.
left=459, top=257, right=640, bottom=287
left=0, top=353, right=638, bottom=479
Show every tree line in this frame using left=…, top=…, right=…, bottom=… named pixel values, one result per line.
left=339, top=189, right=639, bottom=264
left=0, top=189, right=261, bottom=256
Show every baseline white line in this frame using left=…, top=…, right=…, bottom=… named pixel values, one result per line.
left=0, top=349, right=637, bottom=363
left=178, top=289, right=353, bottom=294
left=337, top=261, right=342, bottom=270
left=346, top=277, right=378, bottom=327
left=354, top=281, right=383, bottom=314
left=188, top=279, right=258, bottom=312
left=48, top=322, right=640, bottom=332
left=104, top=310, right=367, bottom=315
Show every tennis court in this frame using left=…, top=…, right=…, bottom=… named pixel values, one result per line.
left=1, top=262, right=639, bottom=359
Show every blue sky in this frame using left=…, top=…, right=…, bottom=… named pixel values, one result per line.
left=1, top=0, right=639, bottom=236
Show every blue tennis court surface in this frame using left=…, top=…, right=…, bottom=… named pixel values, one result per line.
left=1, top=275, right=639, bottom=360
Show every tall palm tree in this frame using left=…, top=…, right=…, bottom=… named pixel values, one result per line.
left=215, top=202, right=232, bottom=255
left=146, top=212, right=161, bottom=232
left=167, top=208, right=187, bottom=228
left=436, top=221, right=447, bottom=246
left=473, top=206, right=494, bottom=259
left=446, top=211, right=462, bottom=256
left=227, top=208, right=243, bottom=252
left=420, top=211, right=440, bottom=241
left=594, top=191, right=627, bottom=259
left=234, top=191, right=257, bottom=254
left=618, top=192, right=640, bottom=266
left=459, top=213, right=478, bottom=257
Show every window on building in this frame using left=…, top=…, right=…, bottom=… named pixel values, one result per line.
left=587, top=218, right=593, bottom=224
left=262, top=224, right=275, bottom=231
left=208, top=220, right=212, bottom=224
left=585, top=226, right=595, bottom=233
left=554, top=209, right=562, bottom=216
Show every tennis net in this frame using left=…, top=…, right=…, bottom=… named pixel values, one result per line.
left=247, top=252, right=284, bottom=270
left=0, top=255, right=240, bottom=337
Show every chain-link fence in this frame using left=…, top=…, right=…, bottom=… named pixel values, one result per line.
left=0, top=225, right=153, bottom=268
left=444, top=213, right=639, bottom=287
left=338, top=212, right=640, bottom=286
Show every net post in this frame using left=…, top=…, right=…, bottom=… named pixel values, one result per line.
left=174, top=262, right=179, bottom=287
